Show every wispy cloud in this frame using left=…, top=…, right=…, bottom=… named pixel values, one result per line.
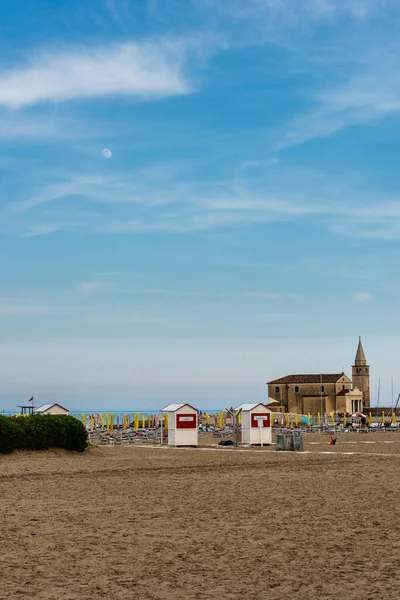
left=76, top=281, right=116, bottom=294
left=5, top=166, right=400, bottom=239
left=0, top=40, right=193, bottom=109
left=278, top=61, right=400, bottom=148
left=354, top=292, right=373, bottom=303
left=192, top=0, right=397, bottom=29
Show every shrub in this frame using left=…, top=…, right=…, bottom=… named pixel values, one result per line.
left=0, top=415, right=19, bottom=454
left=0, top=415, right=88, bottom=454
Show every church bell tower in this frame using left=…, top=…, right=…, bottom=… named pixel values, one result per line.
left=352, top=338, right=370, bottom=408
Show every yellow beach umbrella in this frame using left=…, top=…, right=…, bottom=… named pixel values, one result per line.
left=142, top=414, right=145, bottom=429
left=218, top=413, right=223, bottom=428
left=147, top=414, right=152, bottom=428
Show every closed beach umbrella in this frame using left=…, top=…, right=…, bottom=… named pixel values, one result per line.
left=142, top=414, right=145, bottom=429
left=219, top=413, right=223, bottom=428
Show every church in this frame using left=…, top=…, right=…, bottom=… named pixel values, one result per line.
left=267, top=338, right=370, bottom=415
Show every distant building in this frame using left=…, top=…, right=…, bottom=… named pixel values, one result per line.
left=267, top=338, right=370, bottom=414
left=352, top=337, right=370, bottom=408
left=34, top=403, right=69, bottom=416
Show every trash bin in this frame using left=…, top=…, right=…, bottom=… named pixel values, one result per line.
left=275, top=433, right=285, bottom=451
left=275, top=432, right=303, bottom=451
left=293, top=433, right=303, bottom=451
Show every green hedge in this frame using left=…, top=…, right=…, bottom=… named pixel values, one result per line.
left=0, top=414, right=88, bottom=454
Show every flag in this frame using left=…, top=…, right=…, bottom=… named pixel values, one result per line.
left=28, top=396, right=33, bottom=403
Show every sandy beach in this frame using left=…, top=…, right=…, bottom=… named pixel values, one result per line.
left=1, top=435, right=400, bottom=599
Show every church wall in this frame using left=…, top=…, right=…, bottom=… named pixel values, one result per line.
left=268, top=382, right=337, bottom=413
left=335, top=397, right=347, bottom=413
left=302, top=396, right=326, bottom=414
left=334, top=375, right=352, bottom=394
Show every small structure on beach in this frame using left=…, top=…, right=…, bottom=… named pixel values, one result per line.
left=161, top=403, right=198, bottom=447
left=235, top=403, right=272, bottom=445
left=34, top=403, right=69, bottom=416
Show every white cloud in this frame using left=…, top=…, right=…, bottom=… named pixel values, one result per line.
left=0, top=40, right=192, bottom=109
left=76, top=281, right=116, bottom=294
left=192, top=0, right=396, bottom=25
left=278, top=63, right=400, bottom=148
left=354, top=292, right=373, bottom=303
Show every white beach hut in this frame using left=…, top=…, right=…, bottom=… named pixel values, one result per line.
left=161, top=403, right=198, bottom=447
left=235, top=402, right=272, bottom=445
left=34, top=403, right=69, bottom=416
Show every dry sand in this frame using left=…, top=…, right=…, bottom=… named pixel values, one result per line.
left=1, top=434, right=400, bottom=599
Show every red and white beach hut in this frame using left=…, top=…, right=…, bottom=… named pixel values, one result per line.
left=235, top=402, right=272, bottom=445
left=161, top=403, right=198, bottom=447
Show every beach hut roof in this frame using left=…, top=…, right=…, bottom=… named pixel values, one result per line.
left=234, top=402, right=268, bottom=412
left=34, top=403, right=69, bottom=413
left=161, top=403, right=197, bottom=412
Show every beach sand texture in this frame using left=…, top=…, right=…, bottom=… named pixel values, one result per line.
left=1, top=438, right=400, bottom=599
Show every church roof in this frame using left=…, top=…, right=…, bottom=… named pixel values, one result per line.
left=355, top=337, right=367, bottom=365
left=268, top=374, right=347, bottom=385
left=336, top=387, right=362, bottom=397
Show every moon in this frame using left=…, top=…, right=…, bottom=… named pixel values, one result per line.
left=101, top=148, right=112, bottom=159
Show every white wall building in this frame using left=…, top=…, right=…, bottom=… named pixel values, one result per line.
left=161, top=403, right=198, bottom=447
left=34, top=403, right=69, bottom=416
left=235, top=403, right=272, bottom=445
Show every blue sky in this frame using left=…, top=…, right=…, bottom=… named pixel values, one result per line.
left=1, top=0, right=400, bottom=411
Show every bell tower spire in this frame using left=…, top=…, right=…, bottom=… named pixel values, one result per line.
left=352, top=337, right=370, bottom=408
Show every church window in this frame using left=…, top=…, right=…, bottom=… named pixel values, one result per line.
left=320, top=385, right=325, bottom=393
left=295, top=386, right=299, bottom=393
left=275, top=386, right=280, bottom=394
